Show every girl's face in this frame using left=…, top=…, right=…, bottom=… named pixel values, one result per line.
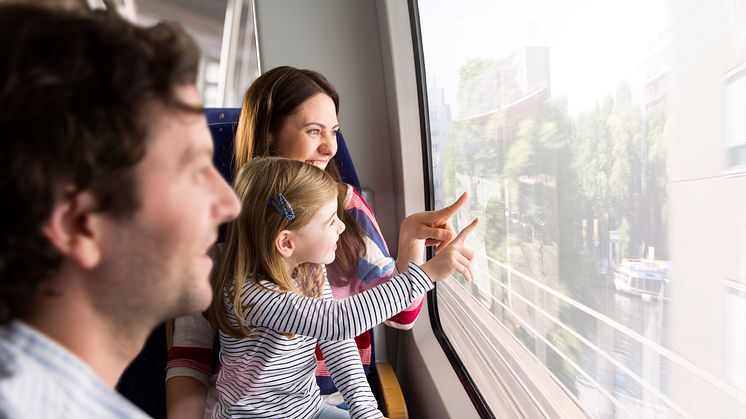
left=269, top=93, right=339, bottom=170
left=291, top=197, right=345, bottom=265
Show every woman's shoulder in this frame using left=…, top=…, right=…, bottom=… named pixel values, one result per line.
left=343, top=184, right=376, bottom=219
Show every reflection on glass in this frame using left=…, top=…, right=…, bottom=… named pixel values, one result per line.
left=420, top=0, right=746, bottom=417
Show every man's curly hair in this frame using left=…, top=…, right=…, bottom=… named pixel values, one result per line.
left=0, top=3, right=201, bottom=322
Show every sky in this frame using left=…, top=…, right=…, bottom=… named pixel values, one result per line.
left=418, top=0, right=671, bottom=117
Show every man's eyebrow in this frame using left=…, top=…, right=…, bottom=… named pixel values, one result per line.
left=178, top=143, right=214, bottom=168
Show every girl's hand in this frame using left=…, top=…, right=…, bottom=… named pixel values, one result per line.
left=421, top=217, right=478, bottom=282
left=399, top=192, right=468, bottom=253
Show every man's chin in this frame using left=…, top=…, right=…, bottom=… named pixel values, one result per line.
left=174, top=284, right=213, bottom=317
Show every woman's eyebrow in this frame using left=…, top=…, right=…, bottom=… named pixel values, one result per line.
left=303, top=122, right=340, bottom=129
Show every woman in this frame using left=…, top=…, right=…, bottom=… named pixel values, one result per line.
left=165, top=66, right=465, bottom=418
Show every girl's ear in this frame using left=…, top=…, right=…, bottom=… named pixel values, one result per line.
left=275, top=230, right=295, bottom=258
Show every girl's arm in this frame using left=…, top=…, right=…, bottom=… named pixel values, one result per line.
left=242, top=217, right=478, bottom=340
left=318, top=279, right=383, bottom=418
left=319, top=338, right=382, bottom=419
left=243, top=263, right=433, bottom=341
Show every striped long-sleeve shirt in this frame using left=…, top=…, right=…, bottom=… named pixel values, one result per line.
left=167, top=185, right=425, bottom=394
left=212, top=262, right=433, bottom=419
left=0, top=321, right=150, bottom=419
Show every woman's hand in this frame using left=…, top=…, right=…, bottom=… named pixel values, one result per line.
left=396, top=192, right=468, bottom=272
left=421, top=217, right=478, bottom=282
left=399, top=192, right=468, bottom=253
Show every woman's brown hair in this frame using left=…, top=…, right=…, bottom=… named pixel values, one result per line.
left=207, top=157, right=338, bottom=338
left=234, top=66, right=364, bottom=279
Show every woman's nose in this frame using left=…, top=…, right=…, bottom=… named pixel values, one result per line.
left=320, top=133, right=337, bottom=156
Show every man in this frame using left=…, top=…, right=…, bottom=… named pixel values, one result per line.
left=0, top=3, right=240, bottom=418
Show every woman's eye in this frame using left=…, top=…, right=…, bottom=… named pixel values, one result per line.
left=330, top=130, right=338, bottom=137
left=307, top=129, right=320, bottom=135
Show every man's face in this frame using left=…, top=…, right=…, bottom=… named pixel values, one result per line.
left=96, top=85, right=240, bottom=322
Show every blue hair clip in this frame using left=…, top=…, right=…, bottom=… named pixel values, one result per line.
left=268, top=192, right=295, bottom=221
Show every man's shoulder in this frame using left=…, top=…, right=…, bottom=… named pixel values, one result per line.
left=0, top=329, right=72, bottom=418
left=0, top=322, right=150, bottom=419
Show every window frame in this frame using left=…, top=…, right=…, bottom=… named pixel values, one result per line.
left=407, top=1, right=496, bottom=417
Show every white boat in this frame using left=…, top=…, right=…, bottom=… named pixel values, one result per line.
left=613, top=259, right=671, bottom=299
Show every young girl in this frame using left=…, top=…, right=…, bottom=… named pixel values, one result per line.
left=207, top=158, right=476, bottom=419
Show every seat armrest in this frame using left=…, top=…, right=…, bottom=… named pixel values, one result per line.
left=375, top=362, right=408, bottom=419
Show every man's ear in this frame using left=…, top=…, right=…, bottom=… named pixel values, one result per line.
left=41, top=189, right=104, bottom=269
left=275, top=230, right=295, bottom=258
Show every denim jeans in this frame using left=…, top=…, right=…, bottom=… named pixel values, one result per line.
left=311, top=402, right=351, bottom=419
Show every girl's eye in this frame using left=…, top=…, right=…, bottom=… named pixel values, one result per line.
left=307, top=128, right=320, bottom=135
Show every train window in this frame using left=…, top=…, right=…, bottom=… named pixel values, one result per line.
left=89, top=0, right=259, bottom=107
left=725, top=67, right=746, bottom=167
left=415, top=0, right=746, bottom=417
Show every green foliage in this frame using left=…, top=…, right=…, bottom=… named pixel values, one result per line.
left=445, top=59, right=668, bottom=308
left=457, top=58, right=499, bottom=118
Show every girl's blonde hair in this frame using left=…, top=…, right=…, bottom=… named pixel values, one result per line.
left=207, top=157, right=338, bottom=339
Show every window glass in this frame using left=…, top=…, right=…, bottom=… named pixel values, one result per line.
left=418, top=0, right=746, bottom=417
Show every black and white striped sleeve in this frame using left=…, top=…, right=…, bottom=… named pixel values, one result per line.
left=243, top=262, right=433, bottom=340
left=317, top=280, right=381, bottom=419
left=319, top=337, right=381, bottom=419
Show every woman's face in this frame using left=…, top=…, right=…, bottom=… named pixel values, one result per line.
left=269, top=93, right=339, bottom=170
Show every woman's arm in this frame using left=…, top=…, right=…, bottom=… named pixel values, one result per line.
left=165, top=313, right=217, bottom=419
left=166, top=377, right=209, bottom=419
left=341, top=188, right=423, bottom=329
left=395, top=192, right=469, bottom=273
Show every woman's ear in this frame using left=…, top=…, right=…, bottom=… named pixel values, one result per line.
left=275, top=230, right=295, bottom=258
left=41, top=189, right=103, bottom=269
